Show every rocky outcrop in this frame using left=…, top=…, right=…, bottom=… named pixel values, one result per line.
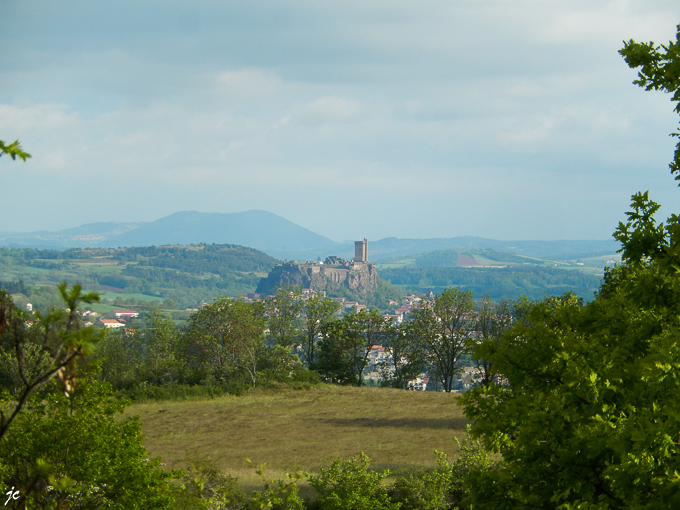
left=256, top=259, right=378, bottom=299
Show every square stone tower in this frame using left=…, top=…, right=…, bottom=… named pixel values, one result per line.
left=354, top=238, right=368, bottom=262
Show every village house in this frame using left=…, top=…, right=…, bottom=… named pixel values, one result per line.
left=96, top=318, right=126, bottom=329
left=113, top=310, right=139, bottom=319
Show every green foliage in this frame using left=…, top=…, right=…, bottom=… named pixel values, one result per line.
left=0, top=139, right=31, bottom=161
left=472, top=297, right=513, bottom=387
left=266, top=285, right=304, bottom=348
left=613, top=190, right=680, bottom=274
left=0, top=244, right=280, bottom=310
left=379, top=322, right=428, bottom=390
left=248, top=462, right=306, bottom=510
left=0, top=377, right=175, bottom=509
left=140, top=306, right=181, bottom=382
left=181, top=298, right=267, bottom=387
left=448, top=426, right=493, bottom=508
left=0, top=283, right=102, bottom=441
left=460, top=192, right=680, bottom=508
left=308, top=452, right=400, bottom=510
left=299, top=294, right=341, bottom=368
left=174, top=458, right=247, bottom=510
left=408, top=288, right=475, bottom=393
left=0, top=342, right=51, bottom=397
left=389, top=451, right=453, bottom=510
left=316, top=309, right=391, bottom=386
left=93, top=328, right=144, bottom=390
left=620, top=24, right=680, bottom=182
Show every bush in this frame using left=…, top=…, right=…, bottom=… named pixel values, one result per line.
left=173, top=458, right=247, bottom=510
left=0, top=378, right=175, bottom=509
left=389, top=451, right=453, bottom=510
left=308, top=452, right=399, bottom=510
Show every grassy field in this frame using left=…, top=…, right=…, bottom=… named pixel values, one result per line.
left=125, top=385, right=469, bottom=495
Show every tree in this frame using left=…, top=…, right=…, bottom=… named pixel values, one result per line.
left=0, top=283, right=101, bottom=442
left=138, top=306, right=179, bottom=383
left=266, top=285, right=303, bottom=348
left=456, top=31, right=680, bottom=507
left=316, top=309, right=391, bottom=386
left=299, top=293, right=341, bottom=368
left=408, top=288, right=475, bottom=392
left=620, top=24, right=680, bottom=183
left=182, top=297, right=266, bottom=387
left=92, top=327, right=143, bottom=390
left=379, top=321, right=428, bottom=390
left=0, top=375, right=174, bottom=509
left=471, top=296, right=512, bottom=388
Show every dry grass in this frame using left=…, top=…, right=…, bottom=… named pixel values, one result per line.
left=125, top=385, right=470, bottom=495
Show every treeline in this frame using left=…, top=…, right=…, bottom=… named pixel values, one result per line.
left=82, top=286, right=513, bottom=399
left=381, top=265, right=601, bottom=300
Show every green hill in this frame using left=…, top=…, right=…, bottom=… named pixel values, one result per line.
left=0, top=244, right=280, bottom=310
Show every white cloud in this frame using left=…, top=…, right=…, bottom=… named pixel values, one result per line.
left=0, top=103, right=79, bottom=135
left=215, top=68, right=285, bottom=98
left=2, top=0, right=680, bottom=239
left=298, top=96, right=364, bottom=125
left=533, top=1, right=678, bottom=45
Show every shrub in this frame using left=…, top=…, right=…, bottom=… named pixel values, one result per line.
left=389, top=451, right=453, bottom=510
left=308, top=452, right=400, bottom=510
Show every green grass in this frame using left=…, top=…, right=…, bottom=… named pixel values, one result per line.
left=91, top=290, right=164, bottom=302
left=125, top=385, right=469, bottom=494
left=374, top=257, right=417, bottom=269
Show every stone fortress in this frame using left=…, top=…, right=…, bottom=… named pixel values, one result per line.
left=255, top=238, right=378, bottom=297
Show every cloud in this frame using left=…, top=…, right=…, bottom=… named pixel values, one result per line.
left=215, top=68, right=285, bottom=98
left=2, top=0, right=680, bottom=239
left=298, top=96, right=364, bottom=124
left=0, top=103, right=79, bottom=134
left=533, top=1, right=679, bottom=45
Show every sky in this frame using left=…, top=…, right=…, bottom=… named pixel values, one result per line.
left=1, top=0, right=679, bottom=242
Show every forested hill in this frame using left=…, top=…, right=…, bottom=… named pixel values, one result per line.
left=115, top=244, right=279, bottom=274
left=0, top=244, right=280, bottom=310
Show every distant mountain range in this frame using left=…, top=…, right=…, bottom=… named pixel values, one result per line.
left=0, top=210, right=620, bottom=261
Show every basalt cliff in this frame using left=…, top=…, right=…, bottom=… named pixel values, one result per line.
left=256, top=256, right=378, bottom=300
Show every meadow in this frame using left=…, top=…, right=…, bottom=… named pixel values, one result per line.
left=125, top=385, right=470, bottom=495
